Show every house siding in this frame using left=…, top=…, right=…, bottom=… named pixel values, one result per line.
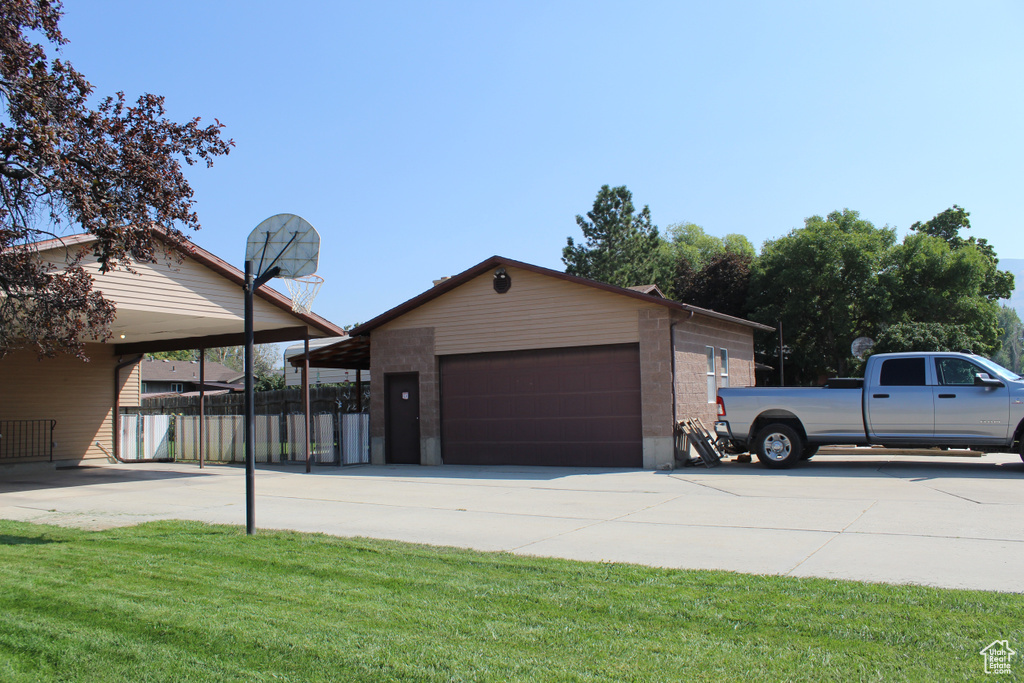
left=378, top=266, right=656, bottom=355
left=42, top=246, right=301, bottom=329
left=0, top=345, right=123, bottom=462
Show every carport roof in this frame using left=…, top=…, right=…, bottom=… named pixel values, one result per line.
left=28, top=232, right=346, bottom=353
left=348, top=255, right=775, bottom=336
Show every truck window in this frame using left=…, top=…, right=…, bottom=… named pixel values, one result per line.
left=879, top=358, right=926, bottom=386
left=935, top=357, right=982, bottom=386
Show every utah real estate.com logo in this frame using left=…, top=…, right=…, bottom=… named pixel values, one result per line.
left=980, top=640, right=1016, bottom=675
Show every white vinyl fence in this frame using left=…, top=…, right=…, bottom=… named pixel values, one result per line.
left=120, top=414, right=172, bottom=460
left=119, top=413, right=369, bottom=465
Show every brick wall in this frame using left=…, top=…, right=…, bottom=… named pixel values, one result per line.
left=368, top=326, right=439, bottom=464
left=638, top=308, right=674, bottom=468
left=671, top=312, right=756, bottom=426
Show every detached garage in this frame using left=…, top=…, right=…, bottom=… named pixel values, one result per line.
left=308, top=256, right=771, bottom=470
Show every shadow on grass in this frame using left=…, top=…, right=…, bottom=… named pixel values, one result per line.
left=0, top=534, right=59, bottom=546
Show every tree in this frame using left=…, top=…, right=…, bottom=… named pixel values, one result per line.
left=871, top=323, right=978, bottom=355
left=563, top=185, right=667, bottom=289
left=205, top=344, right=283, bottom=391
left=147, top=350, right=199, bottom=362
left=0, top=0, right=232, bottom=360
left=880, top=232, right=1005, bottom=355
left=672, top=251, right=752, bottom=318
left=664, top=222, right=754, bottom=272
left=992, top=305, right=1023, bottom=374
left=910, top=205, right=1013, bottom=302
left=748, top=209, right=895, bottom=383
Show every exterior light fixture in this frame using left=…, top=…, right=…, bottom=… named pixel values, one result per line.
left=493, top=267, right=511, bottom=294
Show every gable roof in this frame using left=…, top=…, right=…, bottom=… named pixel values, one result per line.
left=140, top=358, right=243, bottom=383
left=626, top=284, right=666, bottom=298
left=349, top=255, right=773, bottom=336
left=26, top=231, right=346, bottom=353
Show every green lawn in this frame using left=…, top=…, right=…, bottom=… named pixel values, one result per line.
left=0, top=520, right=1018, bottom=682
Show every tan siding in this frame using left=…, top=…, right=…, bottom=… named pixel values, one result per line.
left=42, top=246, right=300, bottom=328
left=0, top=345, right=120, bottom=462
left=379, top=267, right=655, bottom=355
left=119, top=362, right=141, bottom=407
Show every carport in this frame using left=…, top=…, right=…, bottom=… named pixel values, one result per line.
left=0, top=233, right=345, bottom=467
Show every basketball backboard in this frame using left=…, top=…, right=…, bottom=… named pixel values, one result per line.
left=245, top=214, right=320, bottom=279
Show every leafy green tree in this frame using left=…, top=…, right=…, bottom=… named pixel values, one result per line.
left=665, top=222, right=755, bottom=271
left=256, top=370, right=286, bottom=392
left=0, top=0, right=232, bottom=360
left=880, top=232, right=1004, bottom=354
left=146, top=350, right=199, bottom=362
left=910, top=205, right=1013, bottom=302
left=871, top=323, right=977, bottom=355
left=748, top=209, right=895, bottom=383
left=992, top=305, right=1023, bottom=374
left=563, top=185, right=667, bottom=289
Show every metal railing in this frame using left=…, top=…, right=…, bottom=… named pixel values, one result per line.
left=0, top=420, right=56, bottom=461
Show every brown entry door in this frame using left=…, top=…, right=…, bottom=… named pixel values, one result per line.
left=385, top=373, right=420, bottom=464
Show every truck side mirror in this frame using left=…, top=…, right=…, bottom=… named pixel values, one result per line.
left=974, top=373, right=1004, bottom=388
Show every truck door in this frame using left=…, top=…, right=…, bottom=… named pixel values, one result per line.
left=932, top=356, right=1010, bottom=444
left=866, top=356, right=933, bottom=441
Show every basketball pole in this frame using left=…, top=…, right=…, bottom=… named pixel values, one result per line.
left=244, top=259, right=279, bottom=535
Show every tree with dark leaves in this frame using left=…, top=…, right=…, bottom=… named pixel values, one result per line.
left=673, top=251, right=752, bottom=318
left=0, top=0, right=233, bottom=359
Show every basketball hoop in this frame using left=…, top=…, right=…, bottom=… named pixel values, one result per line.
left=284, top=274, right=324, bottom=314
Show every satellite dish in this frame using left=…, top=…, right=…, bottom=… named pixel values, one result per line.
left=245, top=214, right=320, bottom=279
left=851, top=336, right=875, bottom=360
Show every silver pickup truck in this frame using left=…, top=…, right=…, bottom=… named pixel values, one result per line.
left=714, top=351, right=1024, bottom=468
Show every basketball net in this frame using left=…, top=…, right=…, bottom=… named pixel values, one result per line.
left=284, top=274, right=324, bottom=314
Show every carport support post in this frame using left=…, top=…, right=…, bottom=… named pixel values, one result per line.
left=303, top=336, right=311, bottom=473
left=199, top=349, right=205, bottom=469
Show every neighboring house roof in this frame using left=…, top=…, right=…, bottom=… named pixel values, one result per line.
left=626, top=284, right=666, bottom=298
left=26, top=231, right=345, bottom=353
left=349, top=255, right=774, bottom=336
left=283, top=336, right=352, bottom=359
left=140, top=358, right=243, bottom=384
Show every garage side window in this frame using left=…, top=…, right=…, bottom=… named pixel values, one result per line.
left=879, top=358, right=926, bottom=386
left=719, top=349, right=729, bottom=388
left=706, top=346, right=716, bottom=402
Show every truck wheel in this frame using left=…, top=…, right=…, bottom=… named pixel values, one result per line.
left=753, top=424, right=803, bottom=468
left=800, top=445, right=819, bottom=461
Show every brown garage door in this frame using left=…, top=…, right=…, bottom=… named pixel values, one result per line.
left=440, top=344, right=642, bottom=467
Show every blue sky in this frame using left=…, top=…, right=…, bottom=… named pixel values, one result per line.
left=57, top=1, right=1023, bottom=328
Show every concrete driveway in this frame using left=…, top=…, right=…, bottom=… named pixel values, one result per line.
left=1, top=452, right=1021, bottom=593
